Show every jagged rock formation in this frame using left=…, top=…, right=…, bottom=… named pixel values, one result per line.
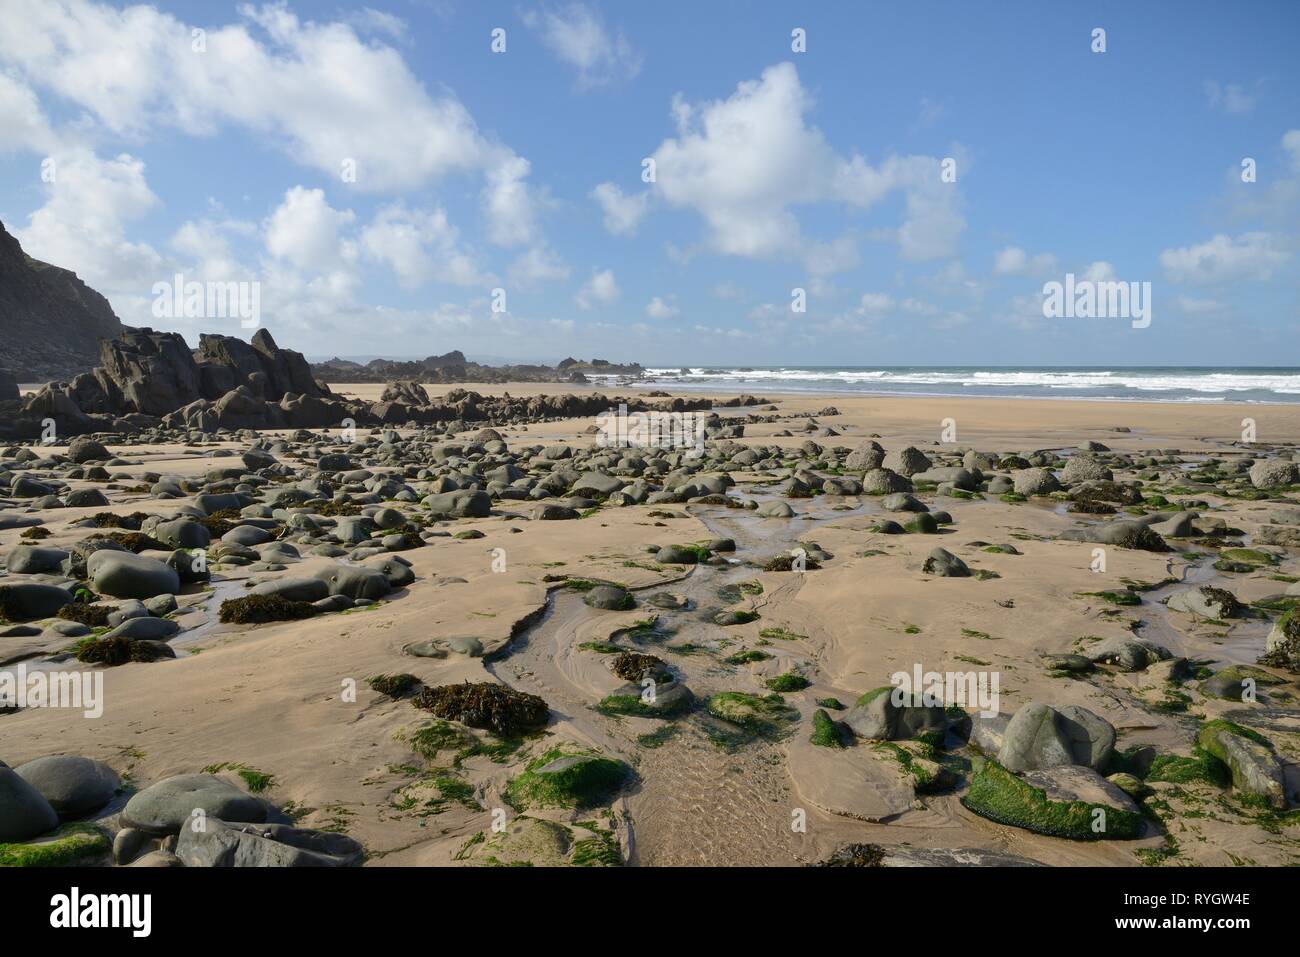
left=0, top=219, right=124, bottom=382
left=12, top=327, right=345, bottom=438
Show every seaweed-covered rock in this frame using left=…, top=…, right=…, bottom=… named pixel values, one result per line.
left=583, top=584, right=634, bottom=610
left=1196, top=720, right=1287, bottom=809
left=413, top=682, right=549, bottom=737
left=505, top=748, right=629, bottom=810
left=1168, top=585, right=1243, bottom=619
left=960, top=759, right=1143, bottom=840
left=1260, top=609, right=1300, bottom=672
left=219, top=593, right=316, bottom=624
left=842, top=686, right=948, bottom=741
left=922, top=547, right=969, bottom=577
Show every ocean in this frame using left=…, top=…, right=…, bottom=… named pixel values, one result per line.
left=590, top=367, right=1300, bottom=404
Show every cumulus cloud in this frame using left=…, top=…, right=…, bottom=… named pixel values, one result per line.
left=1159, top=232, right=1288, bottom=283
left=0, top=0, right=544, bottom=242
left=264, top=186, right=356, bottom=273
left=509, top=244, right=570, bottom=287
left=645, top=295, right=678, bottom=319
left=521, top=3, right=641, bottom=88
left=590, top=182, right=649, bottom=235
left=13, top=148, right=164, bottom=294
left=993, top=246, right=1057, bottom=277
left=648, top=62, right=964, bottom=270
left=575, top=268, right=619, bottom=309
left=361, top=203, right=489, bottom=288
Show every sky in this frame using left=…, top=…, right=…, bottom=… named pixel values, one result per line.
left=1, top=0, right=1297, bottom=366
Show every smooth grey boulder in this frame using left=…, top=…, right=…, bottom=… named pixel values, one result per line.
left=1084, top=635, right=1171, bottom=671
left=757, top=500, right=795, bottom=518
left=0, top=762, right=60, bottom=841
left=312, top=563, right=392, bottom=600
left=249, top=577, right=330, bottom=602
left=121, top=773, right=267, bottom=835
left=15, top=755, right=120, bottom=819
left=7, top=545, right=70, bottom=574
left=1058, top=521, right=1169, bottom=551
left=88, top=551, right=180, bottom=599
left=922, top=548, right=969, bottom=577
left=997, top=702, right=1115, bottom=772
left=176, top=818, right=363, bottom=867
left=66, top=488, right=110, bottom=508
left=365, top=556, right=415, bottom=588
left=222, top=525, right=272, bottom=547
left=332, top=516, right=375, bottom=544
left=104, top=616, right=180, bottom=641
left=0, top=582, right=73, bottom=620
left=423, top=489, right=490, bottom=518
left=842, top=687, right=948, bottom=741
left=584, top=584, right=633, bottom=610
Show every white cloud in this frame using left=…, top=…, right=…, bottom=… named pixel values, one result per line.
left=0, top=0, right=545, bottom=243
left=13, top=148, right=163, bottom=294
left=648, top=62, right=964, bottom=270
left=994, top=245, right=1057, bottom=277
left=590, top=182, right=649, bottom=236
left=521, top=3, right=641, bottom=88
left=264, top=186, right=356, bottom=273
left=360, top=203, right=488, bottom=288
left=1159, top=232, right=1288, bottom=283
left=575, top=268, right=619, bottom=309
left=1082, top=261, right=1116, bottom=282
left=0, top=72, right=56, bottom=154
left=855, top=293, right=894, bottom=314
left=509, top=244, right=570, bottom=286
left=645, top=296, right=678, bottom=319
left=712, top=281, right=745, bottom=300
left=1204, top=80, right=1257, bottom=114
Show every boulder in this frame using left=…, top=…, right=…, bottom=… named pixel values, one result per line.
left=121, top=773, right=268, bottom=835
left=88, top=551, right=180, bottom=599
left=14, top=755, right=120, bottom=819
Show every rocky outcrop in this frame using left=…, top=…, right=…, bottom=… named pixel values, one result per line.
left=11, top=326, right=342, bottom=438
left=0, top=219, right=124, bottom=382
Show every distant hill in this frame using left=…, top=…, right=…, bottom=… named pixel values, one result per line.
left=0, top=219, right=124, bottom=382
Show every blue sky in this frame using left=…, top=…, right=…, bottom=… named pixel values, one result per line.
left=1, top=0, right=1297, bottom=365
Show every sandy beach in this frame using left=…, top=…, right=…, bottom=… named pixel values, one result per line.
left=3, top=386, right=1299, bottom=868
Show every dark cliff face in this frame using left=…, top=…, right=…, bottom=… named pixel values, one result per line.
left=0, top=219, right=124, bottom=382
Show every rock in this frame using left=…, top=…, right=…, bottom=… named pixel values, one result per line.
left=656, top=544, right=702, bottom=564
left=1250, top=459, right=1300, bottom=490
left=104, top=616, right=180, bottom=641
left=997, top=702, right=1115, bottom=772
left=817, top=843, right=1044, bottom=867
left=365, top=556, right=416, bottom=588
left=842, top=687, right=948, bottom=741
left=1012, top=468, right=1061, bottom=496
left=14, top=755, right=120, bottom=819
left=1168, top=585, right=1243, bottom=619
left=67, top=437, right=110, bottom=463
left=128, top=849, right=184, bottom=867
left=756, top=500, right=795, bottom=518
left=1197, top=722, right=1287, bottom=809
left=154, top=517, right=211, bottom=549
left=112, top=826, right=153, bottom=865
left=312, top=564, right=392, bottom=601
left=0, top=582, right=73, bottom=621
left=1062, top=455, right=1113, bottom=483
left=249, top=578, right=330, bottom=603
left=1059, top=521, right=1169, bottom=552
left=0, top=762, right=60, bottom=841
left=584, top=584, right=634, bottom=610
left=121, top=773, right=268, bottom=835
left=1084, top=635, right=1171, bottom=671
left=1262, top=610, right=1299, bottom=671
left=175, top=818, right=363, bottom=867
left=922, top=548, right=968, bottom=577
left=844, top=441, right=885, bottom=471
left=883, top=446, right=931, bottom=476
left=1022, top=765, right=1139, bottom=814
left=65, top=488, right=110, bottom=508
left=862, top=468, right=912, bottom=495
left=88, top=551, right=180, bottom=599
left=424, top=489, right=491, bottom=518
